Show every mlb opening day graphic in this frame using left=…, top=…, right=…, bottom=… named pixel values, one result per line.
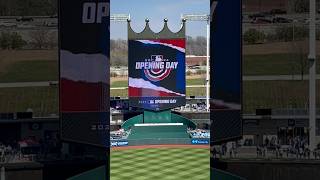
left=59, top=0, right=110, bottom=147
left=129, top=39, right=186, bottom=111
left=128, top=39, right=186, bottom=111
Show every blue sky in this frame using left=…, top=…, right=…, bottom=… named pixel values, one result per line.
left=111, top=0, right=209, bottom=39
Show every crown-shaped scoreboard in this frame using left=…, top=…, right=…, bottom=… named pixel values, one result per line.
left=127, top=18, right=186, bottom=111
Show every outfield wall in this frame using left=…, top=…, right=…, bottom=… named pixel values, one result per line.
left=128, top=125, right=190, bottom=139
left=128, top=138, right=191, bottom=146
left=111, top=138, right=210, bottom=146
left=121, top=114, right=143, bottom=130
left=110, top=138, right=190, bottom=146
left=121, top=111, right=197, bottom=131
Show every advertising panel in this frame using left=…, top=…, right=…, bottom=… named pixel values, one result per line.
left=110, top=141, right=129, bottom=147
left=59, top=0, right=110, bottom=147
left=191, top=139, right=210, bottom=145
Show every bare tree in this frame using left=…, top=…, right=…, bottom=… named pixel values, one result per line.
left=29, top=29, right=50, bottom=49
left=48, top=31, right=58, bottom=49
left=290, top=40, right=308, bottom=80
left=110, top=39, right=128, bottom=66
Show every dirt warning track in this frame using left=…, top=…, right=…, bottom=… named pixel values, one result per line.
left=111, top=144, right=210, bottom=151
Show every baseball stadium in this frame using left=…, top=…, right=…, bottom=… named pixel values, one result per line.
left=107, top=12, right=211, bottom=180
left=2, top=0, right=320, bottom=180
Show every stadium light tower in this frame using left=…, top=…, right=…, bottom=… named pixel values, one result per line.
left=111, top=14, right=131, bottom=22
left=309, top=0, right=317, bottom=152
left=181, top=14, right=210, bottom=111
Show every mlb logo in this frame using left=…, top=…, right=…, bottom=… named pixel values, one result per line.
left=151, top=55, right=163, bottom=61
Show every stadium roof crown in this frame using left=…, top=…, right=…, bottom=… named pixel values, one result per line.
left=128, top=18, right=186, bottom=40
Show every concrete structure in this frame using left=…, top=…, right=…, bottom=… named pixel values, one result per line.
left=243, top=0, right=289, bottom=13
left=186, top=55, right=207, bottom=66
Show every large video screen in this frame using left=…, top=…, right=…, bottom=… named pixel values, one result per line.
left=59, top=0, right=110, bottom=147
left=128, top=39, right=186, bottom=111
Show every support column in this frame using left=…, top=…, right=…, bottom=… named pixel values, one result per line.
left=206, top=20, right=210, bottom=111
left=309, top=0, right=317, bottom=151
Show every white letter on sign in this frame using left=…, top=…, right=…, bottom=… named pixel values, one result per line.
left=82, top=2, right=96, bottom=23
left=96, top=2, right=109, bottom=23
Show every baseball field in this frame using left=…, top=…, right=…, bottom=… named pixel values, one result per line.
left=110, top=145, right=210, bottom=180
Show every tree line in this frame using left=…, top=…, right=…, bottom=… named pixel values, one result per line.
left=0, top=30, right=57, bottom=50
left=0, top=0, right=319, bottom=16
left=0, top=0, right=57, bottom=16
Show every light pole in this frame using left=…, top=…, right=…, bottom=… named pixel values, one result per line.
left=308, top=0, right=317, bottom=151
left=110, top=14, right=130, bottom=22
left=181, top=14, right=210, bottom=112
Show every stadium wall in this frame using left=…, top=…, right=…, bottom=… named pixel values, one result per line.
left=171, top=113, right=197, bottom=129
left=121, top=111, right=197, bottom=130
left=121, top=114, right=143, bottom=130
left=127, top=138, right=191, bottom=146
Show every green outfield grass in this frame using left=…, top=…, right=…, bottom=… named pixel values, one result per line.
left=111, top=80, right=128, bottom=88
left=186, top=78, right=206, bottom=85
left=0, top=86, right=58, bottom=116
left=0, top=54, right=319, bottom=83
left=243, top=80, right=320, bottom=113
left=0, top=60, right=58, bottom=82
left=243, top=54, right=320, bottom=75
left=0, top=80, right=319, bottom=116
left=110, top=148, right=210, bottom=180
